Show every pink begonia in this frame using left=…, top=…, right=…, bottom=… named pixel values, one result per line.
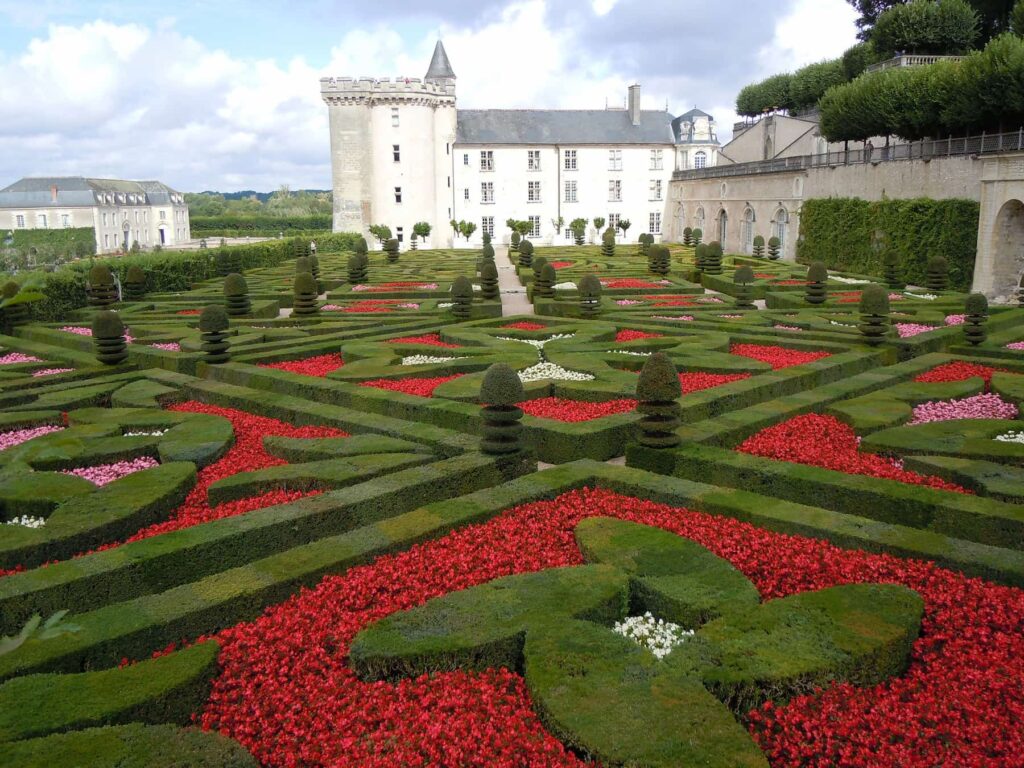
left=774, top=325, right=803, bottom=332
left=894, top=322, right=939, bottom=338
left=945, top=314, right=966, bottom=326
left=60, top=326, right=92, bottom=336
left=321, top=304, right=344, bottom=311
left=908, top=393, right=1019, bottom=426
left=1006, top=341, right=1024, bottom=351
left=0, top=353, right=43, bottom=364
left=62, top=457, right=159, bottom=486
left=616, top=300, right=642, bottom=306
left=149, top=343, right=181, bottom=352
left=888, top=293, right=905, bottom=301
left=396, top=303, right=421, bottom=309
left=0, top=425, right=63, bottom=451
left=652, top=315, right=694, bottom=321
left=31, top=368, right=73, bottom=377
left=697, top=296, right=724, bottom=304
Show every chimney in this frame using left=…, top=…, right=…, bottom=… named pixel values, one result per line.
left=50, top=184, right=58, bottom=203
left=628, top=84, right=641, bottom=126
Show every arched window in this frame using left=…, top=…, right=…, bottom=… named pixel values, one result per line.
left=718, top=209, right=728, bottom=249
left=764, top=136, right=774, bottom=160
left=772, top=207, right=789, bottom=254
left=694, top=151, right=707, bottom=169
left=694, top=206, right=705, bottom=234
left=741, top=207, right=755, bottom=254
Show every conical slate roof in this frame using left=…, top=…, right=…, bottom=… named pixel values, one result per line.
left=425, top=40, right=456, bottom=82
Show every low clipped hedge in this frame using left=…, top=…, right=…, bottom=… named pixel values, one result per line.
left=190, top=215, right=332, bottom=234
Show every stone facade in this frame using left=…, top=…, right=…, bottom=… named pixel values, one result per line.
left=972, top=152, right=1024, bottom=300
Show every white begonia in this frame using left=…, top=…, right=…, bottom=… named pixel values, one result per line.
left=518, top=362, right=595, bottom=382
left=994, top=430, right=1024, bottom=444
left=124, top=429, right=168, bottom=437
left=496, top=333, right=574, bottom=350
left=400, top=355, right=468, bottom=366
left=6, top=515, right=46, bottom=529
left=829, top=320, right=858, bottom=328
left=553, top=282, right=577, bottom=291
left=831, top=276, right=871, bottom=285
left=905, top=292, right=938, bottom=300
left=437, top=302, right=454, bottom=308
left=612, top=612, right=694, bottom=660
left=606, top=350, right=652, bottom=357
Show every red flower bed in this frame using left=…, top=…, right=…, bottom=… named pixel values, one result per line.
left=737, top=413, right=969, bottom=493
left=176, top=309, right=201, bottom=316
left=501, top=322, right=547, bottom=331
left=202, top=487, right=1024, bottom=768
left=360, top=375, right=464, bottom=398
left=651, top=298, right=697, bottom=307
left=680, top=371, right=751, bottom=393
left=517, top=397, right=636, bottom=422
left=258, top=354, right=345, bottom=378
left=615, top=329, right=664, bottom=342
left=730, top=344, right=831, bottom=369
left=914, top=361, right=1007, bottom=388
left=548, top=261, right=574, bottom=269
left=771, top=279, right=807, bottom=286
left=601, top=278, right=665, bottom=289
left=387, top=334, right=461, bottom=348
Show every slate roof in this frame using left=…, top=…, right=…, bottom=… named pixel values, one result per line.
left=0, top=177, right=182, bottom=209
left=425, top=40, right=456, bottom=82
left=456, top=109, right=679, bottom=145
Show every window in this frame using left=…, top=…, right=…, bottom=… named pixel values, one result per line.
left=608, top=213, right=621, bottom=231
left=564, top=228, right=574, bottom=241
left=464, top=188, right=470, bottom=201
left=113, top=233, right=119, bottom=248
left=694, top=151, right=707, bottom=169
left=608, top=149, right=622, bottom=171
left=528, top=216, right=541, bottom=238
left=393, top=144, right=401, bottom=162
left=102, top=213, right=108, bottom=226
left=396, top=226, right=404, bottom=243
left=15, top=214, right=25, bottom=228
left=649, top=212, right=662, bottom=235
left=481, top=182, right=494, bottom=204
left=650, top=149, right=664, bottom=170
left=608, top=179, right=622, bottom=202
left=564, top=180, right=577, bottom=203
left=61, top=214, right=70, bottom=227
left=391, top=107, right=399, bottom=127
left=135, top=210, right=140, bottom=223
left=527, top=150, right=541, bottom=171
left=159, top=210, right=166, bottom=221
left=104, top=234, right=109, bottom=248
left=527, top=181, right=541, bottom=203
left=395, top=187, right=403, bottom=204
left=37, top=213, right=47, bottom=228
left=482, top=216, right=494, bottom=238
left=564, top=149, right=577, bottom=170
left=463, top=153, right=469, bottom=166
left=480, top=150, right=494, bottom=171
left=649, top=179, right=663, bottom=201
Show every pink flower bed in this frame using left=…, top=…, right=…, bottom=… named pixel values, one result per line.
left=62, top=457, right=160, bottom=486
left=60, top=326, right=92, bottom=336
left=0, top=353, right=43, bottom=365
left=895, top=323, right=939, bottom=338
left=0, top=425, right=64, bottom=452
left=774, top=325, right=803, bottom=331
left=696, top=296, right=724, bottom=304
left=1006, top=341, right=1024, bottom=351
left=908, top=393, right=1019, bottom=426
left=31, top=368, right=73, bottom=377
left=652, top=315, right=694, bottom=321
left=615, top=300, right=643, bottom=306
left=149, top=343, right=181, bottom=352
left=945, top=314, right=966, bottom=326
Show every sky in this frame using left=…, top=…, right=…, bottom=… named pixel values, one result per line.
left=0, top=0, right=859, bottom=192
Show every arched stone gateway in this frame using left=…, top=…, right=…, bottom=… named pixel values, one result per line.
left=973, top=152, right=1024, bottom=300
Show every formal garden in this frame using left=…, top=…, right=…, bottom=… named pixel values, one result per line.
left=0, top=232, right=1022, bottom=767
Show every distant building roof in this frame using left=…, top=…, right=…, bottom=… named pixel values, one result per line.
left=456, top=109, right=680, bottom=145
left=677, top=108, right=713, bottom=121
left=425, top=40, right=456, bottom=83
left=0, top=177, right=183, bottom=209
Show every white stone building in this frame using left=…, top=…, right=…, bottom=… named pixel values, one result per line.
left=0, top=177, right=190, bottom=255
left=321, top=41, right=719, bottom=248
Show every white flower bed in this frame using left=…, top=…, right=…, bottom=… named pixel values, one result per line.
left=6, top=515, right=45, bottom=528
left=437, top=302, right=454, bottom=309
left=829, top=320, right=858, bottom=328
left=124, top=429, right=168, bottom=437
left=831, top=276, right=871, bottom=285
left=606, top=350, right=651, bottom=357
left=905, top=292, right=938, bottom=300
left=994, top=430, right=1024, bottom=444
left=613, top=612, right=693, bottom=660
left=400, top=355, right=468, bottom=366
left=553, top=282, right=577, bottom=291
left=518, top=362, right=594, bottom=382
left=496, top=333, right=574, bottom=349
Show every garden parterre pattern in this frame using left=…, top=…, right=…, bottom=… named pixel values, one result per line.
left=1, top=243, right=1024, bottom=767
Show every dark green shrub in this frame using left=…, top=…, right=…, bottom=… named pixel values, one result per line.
left=451, top=276, right=474, bottom=320
left=789, top=58, right=847, bottom=112
left=292, top=272, right=319, bottom=317
left=578, top=274, right=602, bottom=317
left=223, top=274, right=250, bottom=317
left=123, top=266, right=146, bottom=301
left=871, top=0, right=979, bottom=59
left=805, top=261, right=828, bottom=305
left=510, top=231, right=521, bottom=254
left=883, top=250, right=903, bottom=289
left=752, top=235, right=765, bottom=258
left=858, top=284, right=891, bottom=346
left=482, top=242, right=495, bottom=263
left=636, top=353, right=682, bottom=448
left=964, top=293, right=988, bottom=345
left=480, top=364, right=525, bottom=455
left=735, top=72, right=794, bottom=116
left=767, top=236, right=781, bottom=260
left=535, top=264, right=556, bottom=299
left=648, top=244, right=670, bottom=276
left=601, top=229, right=615, bottom=258
left=480, top=261, right=499, bottom=299
left=87, top=264, right=118, bottom=308
left=704, top=242, right=723, bottom=275
left=92, top=311, right=127, bottom=365
left=695, top=243, right=708, bottom=272
left=926, top=255, right=949, bottom=292
left=482, top=230, right=492, bottom=246
left=309, top=254, right=320, bottom=280
left=683, top=227, right=693, bottom=247
left=518, top=239, right=534, bottom=268
left=692, top=228, right=703, bottom=246
left=384, top=239, right=399, bottom=263
left=347, top=254, right=367, bottom=284
left=532, top=256, right=548, bottom=281
left=199, top=305, right=230, bottom=363
left=214, top=250, right=232, bottom=278
left=734, top=266, right=756, bottom=309
left=354, top=236, right=368, bottom=256
left=294, top=256, right=312, bottom=275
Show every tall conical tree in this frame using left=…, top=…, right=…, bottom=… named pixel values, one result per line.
left=704, top=242, right=723, bottom=275
left=883, top=251, right=903, bottom=289
left=479, top=363, right=525, bottom=455
left=535, top=264, right=556, bottom=299
left=636, top=352, right=682, bottom=448
left=601, top=229, right=616, bottom=258
left=531, top=256, right=548, bottom=283
left=199, top=305, right=231, bottom=363
left=926, top=256, right=949, bottom=292
left=384, top=239, right=400, bottom=263
left=518, top=239, right=534, bottom=268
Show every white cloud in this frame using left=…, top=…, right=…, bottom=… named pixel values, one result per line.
left=757, top=0, right=859, bottom=76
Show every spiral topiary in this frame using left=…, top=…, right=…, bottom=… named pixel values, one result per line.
left=805, top=261, right=828, bottom=305
left=293, top=272, right=320, bottom=317
left=482, top=242, right=496, bottom=263
left=482, top=231, right=492, bottom=246
left=858, top=283, right=890, bottom=346
left=518, top=239, right=534, bottom=268
left=648, top=244, right=670, bottom=276
left=535, top=264, right=556, bottom=299
left=92, top=310, right=128, bottom=365
left=215, top=249, right=232, bottom=277
left=926, top=256, right=949, bottom=292
left=123, top=265, right=146, bottom=301
left=348, top=254, right=367, bottom=284
left=451, top=276, right=474, bottom=320
left=309, top=254, right=321, bottom=280
left=752, top=235, right=765, bottom=258
left=87, top=264, right=118, bottom=307
left=694, top=243, right=708, bottom=272
left=480, top=261, right=499, bottom=299
left=963, top=293, right=988, bottom=346
left=767, top=236, right=780, bottom=260
left=636, top=352, right=682, bottom=449
left=531, top=256, right=548, bottom=282
left=578, top=273, right=602, bottom=318
left=692, top=228, right=703, bottom=246
left=199, top=305, right=230, bottom=363
left=295, top=256, right=312, bottom=275
left=601, top=229, right=615, bottom=258
left=683, top=227, right=693, bottom=247
left=354, top=236, right=368, bottom=257
left=734, top=265, right=756, bottom=310
left=479, top=363, right=525, bottom=455
left=223, top=273, right=251, bottom=316
left=883, top=251, right=902, bottom=289
left=704, top=242, right=723, bottom=275
left=384, top=239, right=400, bottom=263
left=510, top=231, right=521, bottom=254
left=1, top=281, right=28, bottom=327
left=227, top=250, right=243, bottom=274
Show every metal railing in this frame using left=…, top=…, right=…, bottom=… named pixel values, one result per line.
left=673, top=129, right=1024, bottom=181
left=865, top=54, right=964, bottom=74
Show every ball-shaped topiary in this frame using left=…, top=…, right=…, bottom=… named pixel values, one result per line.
left=636, top=352, right=682, bottom=449
left=926, top=256, right=949, bottom=292
left=451, top=276, right=474, bottom=320
left=535, top=263, right=557, bottom=299
left=223, top=273, right=251, bottom=316
left=578, top=273, right=602, bottom=318
left=734, top=265, right=756, bottom=309
left=87, top=264, right=118, bottom=307
left=704, top=242, right=723, bottom=275
left=384, top=239, right=400, bottom=263
left=766, top=236, right=781, bottom=260
left=479, top=363, right=525, bottom=455
left=805, top=261, right=828, bottom=305
left=199, top=305, right=230, bottom=364
left=293, top=272, right=320, bottom=316
left=601, top=229, right=615, bottom=258
left=964, top=293, right=989, bottom=346
left=518, top=239, right=534, bottom=268
left=124, top=265, right=146, bottom=301
left=480, top=261, right=499, bottom=299
left=752, top=235, right=765, bottom=258
left=92, top=310, right=128, bottom=365
left=858, top=283, right=890, bottom=346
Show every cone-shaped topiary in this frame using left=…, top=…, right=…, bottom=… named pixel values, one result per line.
left=535, top=263, right=556, bottom=299
left=926, top=256, right=949, bottom=292
left=510, top=231, right=521, bottom=254
left=451, top=276, right=474, bottom=320
left=683, top=227, right=693, bottom=247
left=692, top=228, right=703, bottom=246
left=347, top=254, right=367, bottom=284
left=309, top=254, right=321, bottom=280
left=354, top=236, right=368, bottom=257
left=805, top=261, right=828, bottom=305
left=883, top=251, right=902, bottom=289
left=767, top=236, right=780, bottom=260
left=410, top=233, right=419, bottom=251
left=480, top=261, right=499, bottom=299
left=532, top=256, right=548, bottom=282
left=482, top=231, right=492, bottom=246
left=223, top=273, right=251, bottom=316
left=87, top=264, right=118, bottom=307
left=601, top=229, right=615, bottom=258
left=384, top=239, right=399, bottom=263
left=295, top=256, right=312, bottom=275
left=648, top=244, right=670, bottom=276
left=227, top=250, right=242, bottom=274
left=964, top=293, right=988, bottom=346
left=215, top=249, right=232, bottom=277
left=858, top=283, right=890, bottom=346
left=694, top=243, right=708, bottom=272
left=480, top=363, right=525, bottom=455
left=293, top=272, right=320, bottom=316
left=482, top=242, right=495, bottom=263
left=1, top=281, right=28, bottom=327
left=199, top=304, right=230, bottom=364
left=92, top=310, right=128, bottom=365
left=734, top=265, right=756, bottom=309
left=123, top=265, right=146, bottom=301
left=752, top=235, right=765, bottom=258
left=636, top=352, right=682, bottom=449
left=578, top=273, right=602, bottom=318
left=704, top=242, right=723, bottom=275
left=518, top=239, right=534, bottom=268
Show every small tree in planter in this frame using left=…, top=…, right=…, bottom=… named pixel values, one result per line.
left=458, top=220, right=477, bottom=242
left=510, top=230, right=521, bottom=254
left=601, top=229, right=616, bottom=258
left=805, top=262, right=828, bottom=305
left=963, top=293, right=988, bottom=346
left=734, top=265, right=756, bottom=309
left=479, top=363, right=525, bottom=455
left=926, top=256, right=949, bottom=292
left=683, top=227, right=693, bottom=247
left=578, top=274, right=602, bottom=317
left=124, top=265, right=146, bottom=301
left=199, top=305, right=230, bottom=364
left=570, top=218, right=588, bottom=246
left=347, top=254, right=368, bottom=284
left=293, top=272, right=320, bottom=317
left=550, top=216, right=565, bottom=238
left=648, top=244, right=670, bottom=276
left=766, top=236, right=781, bottom=260
left=92, top=310, right=128, bottom=365
left=518, top=239, right=534, bottom=268
left=884, top=251, right=903, bottom=289
left=535, top=263, right=556, bottom=299
left=87, top=264, right=118, bottom=307
left=704, top=242, right=723, bottom=275
left=451, top=276, right=474, bottom=320
left=858, top=283, right=890, bottom=346
left=636, top=352, right=682, bottom=449
left=224, top=273, right=251, bottom=316
left=618, top=219, right=631, bottom=239
left=752, top=235, right=765, bottom=258
left=480, top=261, right=499, bottom=299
